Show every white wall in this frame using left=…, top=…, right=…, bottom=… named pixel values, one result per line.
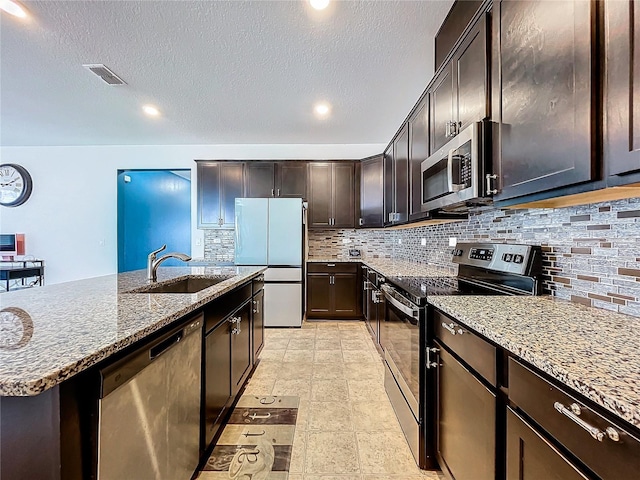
left=0, top=144, right=384, bottom=284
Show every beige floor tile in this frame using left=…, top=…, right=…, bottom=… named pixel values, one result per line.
left=337, top=321, right=364, bottom=329
left=263, top=337, right=291, bottom=349
left=315, top=332, right=343, bottom=342
left=288, top=337, right=317, bottom=350
left=356, top=431, right=421, bottom=475
left=340, top=338, right=370, bottom=350
left=243, top=377, right=275, bottom=395
left=304, top=476, right=362, bottom=480
left=265, top=328, right=294, bottom=338
left=295, top=400, right=311, bottom=431
left=268, top=361, right=313, bottom=380
left=314, top=349, right=344, bottom=363
left=311, top=379, right=349, bottom=402
left=342, top=349, right=377, bottom=363
left=272, top=379, right=312, bottom=400
left=291, top=329, right=317, bottom=339
left=305, top=432, right=360, bottom=474
left=260, top=348, right=287, bottom=361
left=315, top=338, right=343, bottom=350
left=283, top=349, right=315, bottom=363
left=251, top=360, right=283, bottom=380
left=289, top=429, right=306, bottom=473
left=351, top=401, right=401, bottom=432
left=287, top=475, right=303, bottom=480
left=343, top=363, right=385, bottom=382
left=312, top=362, right=346, bottom=380
left=308, top=401, right=354, bottom=431
left=347, top=379, right=388, bottom=402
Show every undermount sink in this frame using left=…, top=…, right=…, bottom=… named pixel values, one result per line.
left=131, top=276, right=229, bottom=294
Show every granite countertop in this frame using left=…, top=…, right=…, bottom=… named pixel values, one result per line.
left=307, top=257, right=455, bottom=278
left=0, top=266, right=265, bottom=397
left=430, top=295, right=640, bottom=429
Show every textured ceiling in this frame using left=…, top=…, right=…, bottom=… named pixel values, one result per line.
left=1, top=0, right=453, bottom=147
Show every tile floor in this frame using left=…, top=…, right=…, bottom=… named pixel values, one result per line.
left=238, top=320, right=444, bottom=480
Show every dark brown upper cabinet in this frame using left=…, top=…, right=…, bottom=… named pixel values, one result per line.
left=197, top=161, right=244, bottom=228
left=409, top=97, right=429, bottom=221
left=244, top=161, right=307, bottom=198
left=491, top=0, right=596, bottom=201
left=429, top=11, right=489, bottom=155
left=359, top=155, right=384, bottom=228
left=435, top=0, right=485, bottom=71
left=384, top=125, right=410, bottom=226
left=308, top=162, right=355, bottom=229
left=605, top=0, right=640, bottom=182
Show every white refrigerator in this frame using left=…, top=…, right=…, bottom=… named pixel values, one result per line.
left=234, top=198, right=304, bottom=327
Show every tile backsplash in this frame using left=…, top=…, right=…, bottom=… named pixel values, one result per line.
left=204, top=197, right=640, bottom=317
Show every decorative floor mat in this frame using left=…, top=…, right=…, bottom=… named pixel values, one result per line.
left=201, top=395, right=299, bottom=480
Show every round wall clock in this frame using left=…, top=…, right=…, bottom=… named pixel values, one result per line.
left=0, top=163, right=33, bottom=207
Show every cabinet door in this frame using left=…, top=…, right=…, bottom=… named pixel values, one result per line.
left=245, top=162, right=275, bottom=198
left=308, top=163, right=332, bottom=228
left=437, top=345, right=496, bottom=480
left=429, top=63, right=455, bottom=153
left=276, top=162, right=307, bottom=198
left=252, top=289, right=264, bottom=361
left=306, top=273, right=331, bottom=316
left=332, top=273, right=359, bottom=317
left=506, top=408, right=588, bottom=480
left=219, top=162, right=244, bottom=228
left=393, top=124, right=409, bottom=224
left=197, top=162, right=221, bottom=228
left=360, top=156, right=384, bottom=227
left=383, top=146, right=394, bottom=226
left=454, top=12, right=488, bottom=131
left=332, top=163, right=355, bottom=228
left=230, top=301, right=252, bottom=396
left=409, top=99, right=429, bottom=220
left=494, top=0, right=595, bottom=200
left=605, top=0, right=640, bottom=178
left=204, top=320, right=231, bottom=446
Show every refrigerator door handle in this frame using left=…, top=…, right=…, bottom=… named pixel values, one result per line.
left=271, top=188, right=274, bottom=197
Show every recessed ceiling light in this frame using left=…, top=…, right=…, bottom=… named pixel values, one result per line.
left=309, top=0, right=330, bottom=11
left=142, top=105, right=160, bottom=117
left=314, top=102, right=331, bottom=118
left=0, top=0, right=27, bottom=18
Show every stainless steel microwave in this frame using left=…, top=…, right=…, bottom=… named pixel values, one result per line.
left=420, top=121, right=490, bottom=212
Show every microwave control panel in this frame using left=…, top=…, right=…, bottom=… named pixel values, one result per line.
left=453, top=142, right=473, bottom=188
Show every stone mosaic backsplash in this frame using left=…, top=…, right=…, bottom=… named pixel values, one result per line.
left=204, top=229, right=235, bottom=263
left=203, top=197, right=640, bottom=318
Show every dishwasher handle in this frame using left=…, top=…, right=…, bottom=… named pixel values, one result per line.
left=149, top=330, right=183, bottom=360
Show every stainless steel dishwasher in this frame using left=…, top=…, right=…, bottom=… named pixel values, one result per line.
left=97, top=315, right=202, bottom=480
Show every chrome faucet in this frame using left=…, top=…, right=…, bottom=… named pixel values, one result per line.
left=147, top=245, right=192, bottom=282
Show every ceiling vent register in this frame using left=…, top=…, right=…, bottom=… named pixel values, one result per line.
left=82, top=64, right=126, bottom=86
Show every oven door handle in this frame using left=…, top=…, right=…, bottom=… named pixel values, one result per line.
left=382, top=288, right=419, bottom=320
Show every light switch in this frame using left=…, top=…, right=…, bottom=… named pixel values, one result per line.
left=421, top=238, right=427, bottom=246
left=449, top=237, right=457, bottom=247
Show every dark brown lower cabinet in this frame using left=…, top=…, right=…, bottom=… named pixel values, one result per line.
left=252, top=288, right=264, bottom=361
left=230, top=301, right=252, bottom=396
left=306, top=263, right=360, bottom=319
left=204, top=318, right=232, bottom=447
left=506, top=408, right=588, bottom=480
left=436, top=345, right=496, bottom=480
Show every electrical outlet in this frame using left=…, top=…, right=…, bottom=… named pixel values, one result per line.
left=449, top=237, right=457, bottom=247
left=213, top=238, right=222, bottom=244
left=398, top=238, right=402, bottom=245
left=421, top=238, right=427, bottom=246
left=342, top=238, right=352, bottom=244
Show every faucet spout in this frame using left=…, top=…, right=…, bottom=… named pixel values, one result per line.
left=147, top=246, right=192, bottom=282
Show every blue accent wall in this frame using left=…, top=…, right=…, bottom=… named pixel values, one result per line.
left=117, top=170, right=191, bottom=273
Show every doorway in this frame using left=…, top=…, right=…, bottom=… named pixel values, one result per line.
left=117, top=169, right=191, bottom=273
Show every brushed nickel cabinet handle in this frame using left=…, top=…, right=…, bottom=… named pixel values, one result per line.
left=554, top=402, right=605, bottom=442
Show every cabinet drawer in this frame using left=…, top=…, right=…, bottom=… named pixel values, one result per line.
left=509, top=358, right=640, bottom=480
left=307, top=262, right=359, bottom=273
left=434, top=310, right=497, bottom=387
left=204, top=282, right=252, bottom=333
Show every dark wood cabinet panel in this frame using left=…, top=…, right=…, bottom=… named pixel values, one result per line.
left=307, top=274, right=331, bottom=315
left=506, top=408, right=588, bottom=480
left=204, top=318, right=231, bottom=446
left=393, top=124, right=410, bottom=224
left=360, top=155, right=384, bottom=227
left=277, top=162, right=307, bottom=198
left=605, top=0, right=640, bottom=179
left=333, top=163, right=355, bottom=228
left=436, top=345, right=496, bottom=480
left=252, top=288, right=264, bottom=361
left=197, top=161, right=244, bottom=228
left=409, top=99, right=429, bottom=221
left=230, top=301, right=252, bottom=396
left=308, top=163, right=332, bottom=228
left=308, top=162, right=355, bottom=229
left=383, top=146, right=394, bottom=226
left=245, top=162, right=275, bottom=198
left=493, top=0, right=595, bottom=201
left=435, top=0, right=484, bottom=71
left=333, top=274, right=359, bottom=316
left=198, top=162, right=221, bottom=228
left=455, top=12, right=488, bottom=132
left=429, top=64, right=455, bottom=154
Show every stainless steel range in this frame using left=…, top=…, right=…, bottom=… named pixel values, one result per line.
left=379, top=243, right=542, bottom=469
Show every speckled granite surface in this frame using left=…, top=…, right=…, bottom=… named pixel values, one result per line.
left=0, top=266, right=265, bottom=396
left=307, top=257, right=454, bottom=278
left=429, top=295, right=640, bottom=428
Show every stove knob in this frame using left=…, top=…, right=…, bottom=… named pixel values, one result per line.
left=503, top=253, right=513, bottom=262
left=513, top=254, right=524, bottom=264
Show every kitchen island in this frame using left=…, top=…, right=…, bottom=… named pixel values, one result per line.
left=0, top=265, right=265, bottom=480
